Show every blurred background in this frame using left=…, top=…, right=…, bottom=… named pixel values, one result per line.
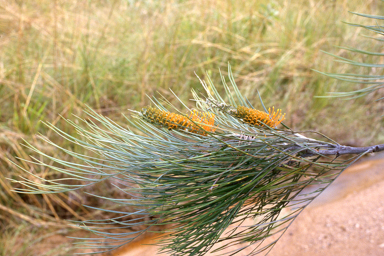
left=0, top=0, right=383, bottom=255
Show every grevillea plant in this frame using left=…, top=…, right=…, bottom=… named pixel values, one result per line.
left=11, top=8, right=384, bottom=255
left=12, top=65, right=384, bottom=256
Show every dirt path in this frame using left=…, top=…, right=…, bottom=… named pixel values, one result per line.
left=112, top=155, right=384, bottom=256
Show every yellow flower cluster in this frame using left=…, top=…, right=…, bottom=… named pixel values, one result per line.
left=233, top=106, right=285, bottom=128
left=141, top=107, right=216, bottom=135
left=189, top=109, right=216, bottom=134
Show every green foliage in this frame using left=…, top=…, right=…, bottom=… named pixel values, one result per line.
left=13, top=66, right=366, bottom=255
left=318, top=11, right=384, bottom=102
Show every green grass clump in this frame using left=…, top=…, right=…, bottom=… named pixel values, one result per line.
left=0, top=0, right=383, bottom=253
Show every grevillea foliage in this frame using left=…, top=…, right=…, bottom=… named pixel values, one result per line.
left=12, top=65, right=368, bottom=255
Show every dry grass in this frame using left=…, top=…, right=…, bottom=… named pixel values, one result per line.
left=0, top=0, right=383, bottom=254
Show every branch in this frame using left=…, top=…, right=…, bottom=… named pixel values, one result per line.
left=317, top=143, right=384, bottom=156
left=231, top=132, right=384, bottom=157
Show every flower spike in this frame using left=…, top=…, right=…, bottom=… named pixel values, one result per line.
left=141, top=107, right=216, bottom=135
left=232, top=106, right=285, bottom=128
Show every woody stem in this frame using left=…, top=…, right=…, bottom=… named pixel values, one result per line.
left=312, top=144, right=384, bottom=156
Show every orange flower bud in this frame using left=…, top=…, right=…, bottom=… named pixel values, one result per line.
left=142, top=107, right=216, bottom=135
left=233, top=106, right=285, bottom=128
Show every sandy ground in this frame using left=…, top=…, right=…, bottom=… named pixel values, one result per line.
left=112, top=154, right=384, bottom=256
left=268, top=178, right=384, bottom=256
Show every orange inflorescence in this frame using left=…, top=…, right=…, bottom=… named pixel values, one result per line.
left=233, top=106, right=285, bottom=128
left=188, top=109, right=216, bottom=134
left=142, top=107, right=216, bottom=135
